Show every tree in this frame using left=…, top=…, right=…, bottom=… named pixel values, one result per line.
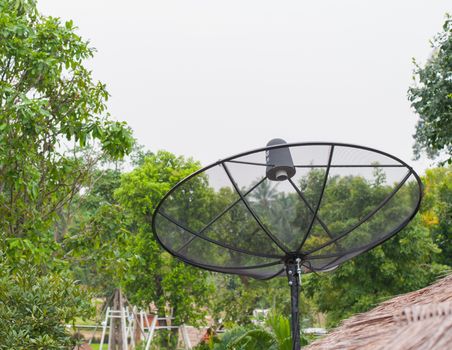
left=210, top=273, right=315, bottom=331
left=304, top=217, right=445, bottom=326
left=408, top=14, right=452, bottom=164
left=0, top=263, right=92, bottom=350
left=302, top=171, right=447, bottom=326
left=63, top=151, right=230, bottom=347
left=114, top=151, right=214, bottom=337
left=0, top=0, right=133, bottom=347
left=63, top=169, right=129, bottom=295
left=419, top=166, right=452, bottom=266
left=0, top=0, right=133, bottom=239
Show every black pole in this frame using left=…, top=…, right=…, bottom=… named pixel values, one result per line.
left=286, top=259, right=302, bottom=350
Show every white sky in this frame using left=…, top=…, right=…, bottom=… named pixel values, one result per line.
left=39, top=0, right=451, bottom=174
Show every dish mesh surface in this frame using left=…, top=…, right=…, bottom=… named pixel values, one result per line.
left=153, top=143, right=422, bottom=279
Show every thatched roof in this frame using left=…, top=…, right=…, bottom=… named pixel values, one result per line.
left=305, top=274, right=452, bottom=350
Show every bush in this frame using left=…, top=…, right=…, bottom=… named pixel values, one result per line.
left=0, top=261, right=92, bottom=350
left=204, top=313, right=309, bottom=350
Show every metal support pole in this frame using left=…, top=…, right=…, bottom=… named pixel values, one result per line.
left=99, top=307, right=110, bottom=350
left=144, top=314, right=158, bottom=350
left=286, top=259, right=302, bottom=350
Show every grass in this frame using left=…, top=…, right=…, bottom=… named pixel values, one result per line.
left=73, top=317, right=98, bottom=326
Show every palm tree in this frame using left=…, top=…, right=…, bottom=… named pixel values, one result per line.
left=211, top=313, right=306, bottom=350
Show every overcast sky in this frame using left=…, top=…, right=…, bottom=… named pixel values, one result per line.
left=39, top=1, right=450, bottom=174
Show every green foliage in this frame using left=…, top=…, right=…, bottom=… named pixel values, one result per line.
left=65, top=151, right=214, bottom=333
left=63, top=169, right=132, bottom=294
left=304, top=217, right=446, bottom=326
left=213, top=327, right=249, bottom=350
left=209, top=313, right=306, bottom=350
left=408, top=14, right=452, bottom=163
left=148, top=329, right=179, bottom=350
left=193, top=333, right=220, bottom=350
left=227, top=328, right=277, bottom=350
left=0, top=255, right=93, bottom=350
left=211, top=275, right=274, bottom=326
left=115, top=150, right=201, bottom=222
left=0, top=1, right=449, bottom=343
left=299, top=165, right=449, bottom=327
left=0, top=0, right=132, bottom=347
left=115, top=151, right=214, bottom=326
left=265, top=313, right=292, bottom=350
left=211, top=273, right=314, bottom=329
left=0, top=0, right=133, bottom=238
left=209, top=166, right=445, bottom=329
left=420, top=167, right=452, bottom=266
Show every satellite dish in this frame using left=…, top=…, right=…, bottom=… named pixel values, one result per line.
left=152, top=141, right=422, bottom=350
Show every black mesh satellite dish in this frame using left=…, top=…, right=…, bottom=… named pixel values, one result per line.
left=152, top=140, right=422, bottom=350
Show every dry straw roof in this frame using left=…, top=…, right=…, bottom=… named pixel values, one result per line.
left=305, top=274, right=452, bottom=350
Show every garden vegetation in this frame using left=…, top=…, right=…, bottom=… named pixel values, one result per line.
left=0, top=1, right=450, bottom=349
